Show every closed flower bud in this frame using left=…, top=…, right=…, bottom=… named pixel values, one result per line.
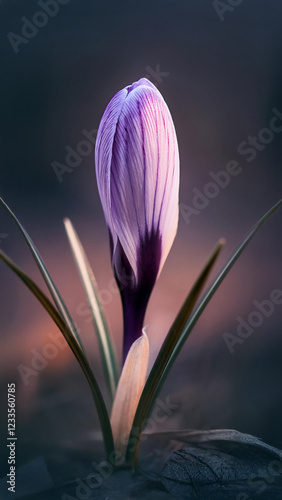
left=95, top=78, right=179, bottom=360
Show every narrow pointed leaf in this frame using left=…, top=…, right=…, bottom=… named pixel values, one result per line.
left=0, top=198, right=84, bottom=351
left=111, top=331, right=149, bottom=457
left=171, top=198, right=282, bottom=368
left=0, top=250, right=69, bottom=331
left=126, top=239, right=224, bottom=463
left=0, top=250, right=115, bottom=458
left=64, top=218, right=119, bottom=399
left=127, top=199, right=282, bottom=464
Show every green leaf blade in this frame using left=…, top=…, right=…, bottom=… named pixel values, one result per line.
left=127, top=198, right=282, bottom=464
left=173, top=198, right=282, bottom=362
left=64, top=218, right=119, bottom=400
left=126, top=238, right=225, bottom=463
left=0, top=198, right=84, bottom=351
left=0, top=250, right=115, bottom=458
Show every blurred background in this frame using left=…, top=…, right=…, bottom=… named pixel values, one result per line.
left=0, top=0, right=282, bottom=482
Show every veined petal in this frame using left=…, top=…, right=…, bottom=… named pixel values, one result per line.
left=95, top=87, right=128, bottom=239
left=95, top=78, right=180, bottom=359
left=96, top=78, right=179, bottom=285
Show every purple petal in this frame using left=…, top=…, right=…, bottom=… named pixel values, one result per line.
left=95, top=78, right=180, bottom=358
left=96, top=78, right=179, bottom=284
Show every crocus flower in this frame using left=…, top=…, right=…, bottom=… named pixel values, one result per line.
left=95, top=78, right=179, bottom=360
